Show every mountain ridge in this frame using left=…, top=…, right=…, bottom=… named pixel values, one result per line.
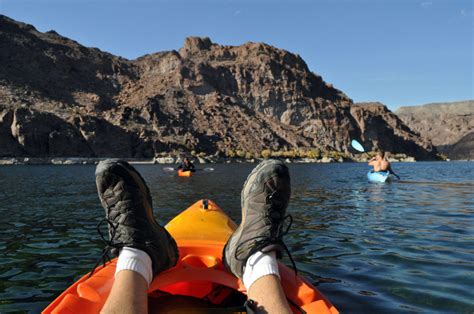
left=395, top=100, right=473, bottom=159
left=0, top=14, right=436, bottom=160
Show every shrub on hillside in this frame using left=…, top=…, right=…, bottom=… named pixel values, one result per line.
left=261, top=149, right=272, bottom=158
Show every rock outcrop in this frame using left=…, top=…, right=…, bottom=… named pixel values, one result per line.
left=396, top=101, right=473, bottom=159
left=351, top=102, right=435, bottom=159
left=448, top=132, right=474, bottom=160
left=0, top=15, right=437, bottom=160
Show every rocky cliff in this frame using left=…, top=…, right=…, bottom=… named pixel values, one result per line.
left=396, top=101, right=473, bottom=159
left=351, top=102, right=435, bottom=159
left=447, top=132, right=474, bottom=160
left=0, top=15, right=436, bottom=160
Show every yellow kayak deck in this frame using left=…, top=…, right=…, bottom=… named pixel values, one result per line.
left=43, top=199, right=338, bottom=314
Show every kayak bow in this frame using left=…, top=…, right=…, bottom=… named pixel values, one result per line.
left=43, top=200, right=338, bottom=314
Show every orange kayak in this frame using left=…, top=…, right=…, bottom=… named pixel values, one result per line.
left=43, top=199, right=338, bottom=314
left=178, top=169, right=193, bottom=177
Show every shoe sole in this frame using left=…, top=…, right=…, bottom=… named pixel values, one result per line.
left=96, top=160, right=156, bottom=228
left=224, top=159, right=286, bottom=277
left=96, top=160, right=179, bottom=268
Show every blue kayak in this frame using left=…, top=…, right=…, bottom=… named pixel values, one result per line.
left=367, top=171, right=391, bottom=183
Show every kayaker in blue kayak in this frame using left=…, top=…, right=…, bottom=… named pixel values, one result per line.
left=94, top=159, right=293, bottom=314
left=368, top=151, right=400, bottom=179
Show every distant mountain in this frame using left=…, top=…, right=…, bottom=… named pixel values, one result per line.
left=0, top=15, right=436, bottom=159
left=448, top=132, right=474, bottom=160
left=351, top=102, right=435, bottom=159
left=396, top=101, right=473, bottom=159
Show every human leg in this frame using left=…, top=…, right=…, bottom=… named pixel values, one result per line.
left=94, top=160, right=179, bottom=314
left=247, top=274, right=291, bottom=314
left=101, top=270, right=148, bottom=314
left=223, top=159, right=293, bottom=313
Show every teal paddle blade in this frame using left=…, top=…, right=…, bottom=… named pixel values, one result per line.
left=351, top=139, right=365, bottom=152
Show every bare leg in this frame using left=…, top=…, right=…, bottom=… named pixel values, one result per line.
left=101, top=270, right=148, bottom=314
left=247, top=274, right=291, bottom=314
left=94, top=160, right=178, bottom=314
left=222, top=160, right=293, bottom=313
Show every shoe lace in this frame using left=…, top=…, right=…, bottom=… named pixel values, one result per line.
left=234, top=191, right=298, bottom=275
left=88, top=217, right=124, bottom=277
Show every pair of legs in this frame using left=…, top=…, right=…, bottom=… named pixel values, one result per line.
left=104, top=270, right=289, bottom=313
left=95, top=159, right=293, bottom=314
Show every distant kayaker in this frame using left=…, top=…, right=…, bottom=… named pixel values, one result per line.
left=94, top=159, right=293, bottom=313
left=368, top=150, right=400, bottom=179
left=177, top=157, right=196, bottom=172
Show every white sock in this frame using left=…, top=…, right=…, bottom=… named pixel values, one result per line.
left=115, top=247, right=153, bottom=287
left=242, top=251, right=280, bottom=290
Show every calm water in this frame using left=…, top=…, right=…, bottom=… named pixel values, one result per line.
left=0, top=162, right=473, bottom=313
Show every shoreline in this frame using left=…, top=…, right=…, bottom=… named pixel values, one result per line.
left=0, top=156, right=464, bottom=166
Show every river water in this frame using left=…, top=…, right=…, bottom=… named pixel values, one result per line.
left=0, top=162, right=473, bottom=313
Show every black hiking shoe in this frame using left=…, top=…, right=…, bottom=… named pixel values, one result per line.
left=94, top=159, right=178, bottom=276
left=222, top=159, right=294, bottom=279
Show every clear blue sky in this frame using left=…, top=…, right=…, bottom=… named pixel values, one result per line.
left=1, top=0, right=472, bottom=110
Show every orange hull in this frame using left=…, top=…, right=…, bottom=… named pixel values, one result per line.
left=178, top=169, right=193, bottom=177
left=43, top=200, right=338, bottom=314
